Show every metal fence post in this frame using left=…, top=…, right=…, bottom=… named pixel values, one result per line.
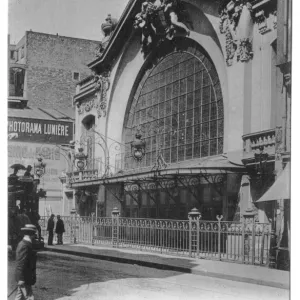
left=111, top=207, right=120, bottom=248
left=217, top=215, right=223, bottom=261
left=196, top=214, right=200, bottom=258
left=252, top=220, right=256, bottom=265
left=242, top=216, right=245, bottom=264
left=243, top=209, right=255, bottom=264
left=91, top=213, right=95, bottom=245
left=188, top=208, right=201, bottom=258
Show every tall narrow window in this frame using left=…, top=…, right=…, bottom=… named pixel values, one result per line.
left=81, top=115, right=95, bottom=170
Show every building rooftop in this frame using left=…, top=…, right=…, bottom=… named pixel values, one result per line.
left=8, top=107, right=74, bottom=122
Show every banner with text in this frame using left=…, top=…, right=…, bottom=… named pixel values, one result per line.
left=8, top=117, right=73, bottom=144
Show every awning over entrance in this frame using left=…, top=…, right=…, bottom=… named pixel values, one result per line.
left=256, top=163, right=290, bottom=202
left=70, top=155, right=247, bottom=188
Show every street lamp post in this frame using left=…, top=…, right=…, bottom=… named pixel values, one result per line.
left=131, top=132, right=146, bottom=161
left=34, top=156, right=46, bottom=179
left=74, top=147, right=88, bottom=180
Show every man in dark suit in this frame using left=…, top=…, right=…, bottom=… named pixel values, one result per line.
left=15, top=224, right=37, bottom=300
left=47, top=214, right=55, bottom=245
left=55, top=215, right=65, bottom=245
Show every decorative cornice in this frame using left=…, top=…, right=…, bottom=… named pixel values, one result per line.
left=76, top=72, right=111, bottom=118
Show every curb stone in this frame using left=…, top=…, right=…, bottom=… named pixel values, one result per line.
left=42, top=247, right=289, bottom=290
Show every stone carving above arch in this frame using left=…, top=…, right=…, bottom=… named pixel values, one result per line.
left=133, top=0, right=192, bottom=55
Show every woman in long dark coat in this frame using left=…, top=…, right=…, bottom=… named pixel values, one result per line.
left=55, top=215, right=65, bottom=245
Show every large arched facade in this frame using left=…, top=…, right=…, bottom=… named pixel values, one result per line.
left=113, top=38, right=240, bottom=220
left=123, top=38, right=224, bottom=170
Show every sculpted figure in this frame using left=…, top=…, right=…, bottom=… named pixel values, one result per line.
left=163, top=0, right=190, bottom=35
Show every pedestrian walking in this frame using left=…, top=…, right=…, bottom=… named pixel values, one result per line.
left=14, top=224, right=37, bottom=300
left=46, top=214, right=55, bottom=246
left=55, top=215, right=65, bottom=245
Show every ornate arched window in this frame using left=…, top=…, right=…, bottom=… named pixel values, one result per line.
left=124, top=40, right=224, bottom=169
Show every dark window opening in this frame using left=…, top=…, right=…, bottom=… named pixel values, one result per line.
left=9, top=67, right=25, bottom=97
left=73, top=72, right=80, bottom=81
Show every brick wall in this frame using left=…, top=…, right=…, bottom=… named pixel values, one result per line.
left=25, top=31, right=99, bottom=109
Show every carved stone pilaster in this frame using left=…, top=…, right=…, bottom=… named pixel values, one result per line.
left=94, top=72, right=110, bottom=118
left=219, top=1, right=253, bottom=66
left=275, top=126, right=284, bottom=162
left=237, top=38, right=253, bottom=62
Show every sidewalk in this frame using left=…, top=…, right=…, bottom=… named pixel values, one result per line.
left=43, top=243, right=289, bottom=290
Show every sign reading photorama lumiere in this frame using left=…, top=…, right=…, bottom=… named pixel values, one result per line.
left=8, top=117, right=74, bottom=144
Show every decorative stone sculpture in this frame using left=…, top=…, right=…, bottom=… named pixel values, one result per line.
left=133, top=0, right=191, bottom=55
left=255, top=10, right=270, bottom=34
left=76, top=71, right=111, bottom=118
left=237, top=38, right=253, bottom=62
left=95, top=14, right=118, bottom=57
left=219, top=1, right=253, bottom=65
left=77, top=99, right=95, bottom=115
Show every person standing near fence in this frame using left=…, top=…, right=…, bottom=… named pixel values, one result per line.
left=46, top=214, right=55, bottom=246
left=55, top=215, right=65, bottom=245
left=14, top=224, right=37, bottom=300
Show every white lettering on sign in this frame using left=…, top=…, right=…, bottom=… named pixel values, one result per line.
left=9, top=121, right=42, bottom=134
left=8, top=144, right=60, bottom=161
left=8, top=121, right=70, bottom=136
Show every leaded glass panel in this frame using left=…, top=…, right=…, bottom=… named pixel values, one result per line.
left=125, top=50, right=224, bottom=169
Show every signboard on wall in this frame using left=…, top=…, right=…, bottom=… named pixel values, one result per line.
left=8, top=141, right=69, bottom=190
left=8, top=117, right=73, bottom=144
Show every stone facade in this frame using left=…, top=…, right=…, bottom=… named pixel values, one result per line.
left=70, top=0, right=286, bottom=221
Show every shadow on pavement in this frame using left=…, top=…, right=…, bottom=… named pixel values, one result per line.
left=8, top=250, right=195, bottom=300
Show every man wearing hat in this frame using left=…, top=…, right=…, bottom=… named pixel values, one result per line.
left=15, top=224, right=37, bottom=300
left=46, top=214, right=55, bottom=246
left=55, top=215, right=65, bottom=245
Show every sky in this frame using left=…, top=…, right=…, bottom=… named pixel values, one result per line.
left=8, top=0, right=129, bottom=44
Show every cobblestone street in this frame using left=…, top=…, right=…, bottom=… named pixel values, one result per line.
left=8, top=252, right=289, bottom=300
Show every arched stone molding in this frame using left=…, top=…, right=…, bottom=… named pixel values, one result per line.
left=105, top=5, right=229, bottom=169
left=106, top=41, right=228, bottom=155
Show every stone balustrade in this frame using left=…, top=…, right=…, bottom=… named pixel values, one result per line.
left=242, top=129, right=276, bottom=162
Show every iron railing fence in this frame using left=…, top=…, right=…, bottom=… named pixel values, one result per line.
left=40, top=216, right=94, bottom=244
left=40, top=215, right=271, bottom=265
